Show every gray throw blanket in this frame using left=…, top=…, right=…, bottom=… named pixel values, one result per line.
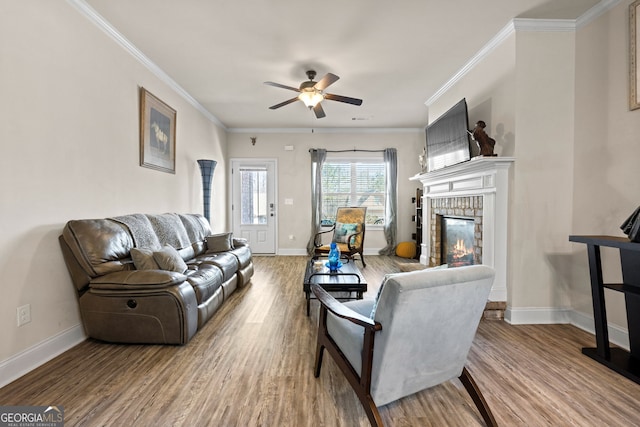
left=179, top=214, right=209, bottom=242
left=147, top=213, right=191, bottom=249
left=110, top=214, right=161, bottom=249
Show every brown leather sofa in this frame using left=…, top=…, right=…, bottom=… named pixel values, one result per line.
left=59, top=213, right=254, bottom=345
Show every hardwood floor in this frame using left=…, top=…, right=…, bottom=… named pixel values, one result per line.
left=2, top=256, right=640, bottom=426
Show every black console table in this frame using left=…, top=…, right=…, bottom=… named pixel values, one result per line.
left=569, top=235, right=640, bottom=385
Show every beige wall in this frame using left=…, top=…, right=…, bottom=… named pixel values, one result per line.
left=226, top=131, right=425, bottom=252
left=510, top=29, right=577, bottom=313
left=571, top=0, right=640, bottom=328
left=0, top=1, right=226, bottom=368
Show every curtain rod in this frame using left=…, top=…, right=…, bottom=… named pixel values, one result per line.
left=308, top=148, right=385, bottom=153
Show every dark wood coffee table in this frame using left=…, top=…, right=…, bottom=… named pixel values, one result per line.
left=303, top=259, right=367, bottom=316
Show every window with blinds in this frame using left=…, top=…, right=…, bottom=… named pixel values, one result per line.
left=321, top=159, right=386, bottom=226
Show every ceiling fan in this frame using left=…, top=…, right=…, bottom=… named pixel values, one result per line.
left=264, top=70, right=363, bottom=119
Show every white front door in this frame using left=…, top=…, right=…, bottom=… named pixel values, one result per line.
left=230, top=159, right=277, bottom=254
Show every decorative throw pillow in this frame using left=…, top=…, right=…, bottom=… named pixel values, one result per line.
left=152, top=245, right=188, bottom=273
left=334, top=222, right=359, bottom=245
left=130, top=247, right=160, bottom=270
left=206, top=232, right=233, bottom=253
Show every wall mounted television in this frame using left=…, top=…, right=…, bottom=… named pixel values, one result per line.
left=425, top=98, right=471, bottom=172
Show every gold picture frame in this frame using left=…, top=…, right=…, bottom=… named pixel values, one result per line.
left=631, top=1, right=640, bottom=110
left=140, top=87, right=177, bottom=173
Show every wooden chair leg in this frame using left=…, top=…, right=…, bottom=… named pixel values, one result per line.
left=314, top=343, right=324, bottom=378
left=459, top=367, right=498, bottom=427
left=358, top=392, right=383, bottom=427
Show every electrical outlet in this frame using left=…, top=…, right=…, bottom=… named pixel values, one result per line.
left=17, top=304, right=31, bottom=327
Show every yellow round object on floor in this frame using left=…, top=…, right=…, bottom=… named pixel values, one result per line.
left=395, top=241, right=416, bottom=259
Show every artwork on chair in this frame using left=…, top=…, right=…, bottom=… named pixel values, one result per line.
left=631, top=0, right=640, bottom=110
left=139, top=87, right=177, bottom=173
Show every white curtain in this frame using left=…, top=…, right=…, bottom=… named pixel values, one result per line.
left=307, top=149, right=327, bottom=255
left=379, top=148, right=398, bottom=255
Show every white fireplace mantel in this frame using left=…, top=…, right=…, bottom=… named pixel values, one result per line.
left=410, top=157, right=515, bottom=301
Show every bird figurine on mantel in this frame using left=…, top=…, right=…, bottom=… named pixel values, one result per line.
left=470, top=121, right=497, bottom=156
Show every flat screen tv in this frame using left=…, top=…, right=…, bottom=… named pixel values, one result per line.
left=425, top=98, right=471, bottom=172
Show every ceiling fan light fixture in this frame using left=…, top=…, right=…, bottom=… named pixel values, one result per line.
left=265, top=71, right=362, bottom=118
left=298, top=89, right=324, bottom=108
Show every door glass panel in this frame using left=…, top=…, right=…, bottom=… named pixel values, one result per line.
left=240, top=168, right=267, bottom=225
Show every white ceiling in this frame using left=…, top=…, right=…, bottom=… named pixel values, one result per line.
left=83, top=0, right=601, bottom=130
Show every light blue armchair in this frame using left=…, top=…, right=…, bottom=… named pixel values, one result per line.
left=312, top=265, right=497, bottom=426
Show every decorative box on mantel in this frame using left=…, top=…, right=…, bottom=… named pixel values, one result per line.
left=410, top=157, right=514, bottom=301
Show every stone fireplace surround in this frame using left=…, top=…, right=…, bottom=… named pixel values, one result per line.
left=411, top=157, right=514, bottom=301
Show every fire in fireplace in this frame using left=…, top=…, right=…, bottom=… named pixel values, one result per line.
left=441, top=216, right=475, bottom=267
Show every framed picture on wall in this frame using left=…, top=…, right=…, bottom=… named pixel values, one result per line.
left=630, top=0, right=640, bottom=110
left=140, top=87, right=177, bottom=173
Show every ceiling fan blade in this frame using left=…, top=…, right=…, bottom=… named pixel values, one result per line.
left=264, top=81, right=301, bottom=92
left=324, top=93, right=363, bottom=106
left=314, top=73, right=339, bottom=91
left=269, top=97, right=299, bottom=110
left=313, top=103, right=326, bottom=119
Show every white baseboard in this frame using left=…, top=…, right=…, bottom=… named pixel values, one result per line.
left=0, top=324, right=86, bottom=388
left=505, top=306, right=572, bottom=325
left=505, top=306, right=630, bottom=351
left=276, top=248, right=308, bottom=256
left=276, top=247, right=384, bottom=256
left=363, top=248, right=383, bottom=256
left=569, top=309, right=630, bottom=351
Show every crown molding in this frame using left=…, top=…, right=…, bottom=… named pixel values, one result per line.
left=425, top=0, right=623, bottom=108
left=66, top=0, right=227, bottom=130
left=227, top=127, right=423, bottom=134
left=425, top=20, right=516, bottom=107
left=512, top=18, right=576, bottom=32
left=576, top=0, right=622, bottom=28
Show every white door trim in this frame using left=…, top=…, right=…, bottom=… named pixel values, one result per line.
left=229, top=158, right=278, bottom=254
